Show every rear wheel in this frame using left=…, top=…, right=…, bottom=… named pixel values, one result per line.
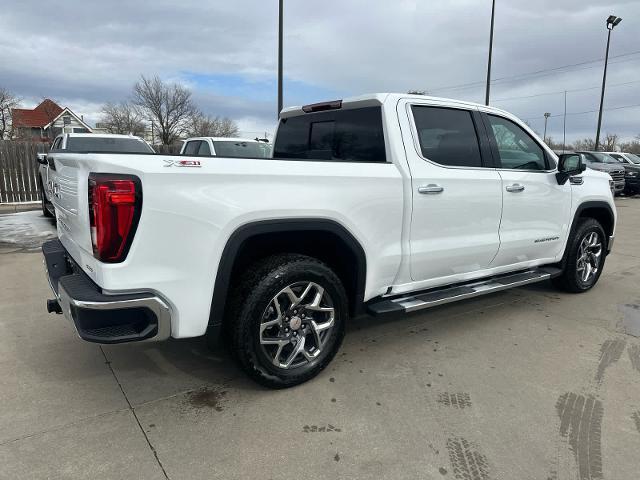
left=39, top=178, right=53, bottom=218
left=552, top=218, right=606, bottom=293
left=224, top=254, right=347, bottom=388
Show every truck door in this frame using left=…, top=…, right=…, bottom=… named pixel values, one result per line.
left=481, top=112, right=571, bottom=267
left=398, top=101, right=503, bottom=283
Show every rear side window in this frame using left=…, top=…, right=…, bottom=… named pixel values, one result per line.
left=487, top=115, right=547, bottom=170
left=197, top=141, right=211, bottom=156
left=411, top=106, right=483, bottom=168
left=183, top=141, right=200, bottom=155
left=273, top=106, right=386, bottom=162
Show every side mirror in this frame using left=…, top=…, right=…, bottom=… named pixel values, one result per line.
left=556, top=154, right=586, bottom=185
left=36, top=154, right=48, bottom=165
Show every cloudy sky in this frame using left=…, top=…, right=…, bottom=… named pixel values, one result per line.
left=1, top=0, right=639, bottom=143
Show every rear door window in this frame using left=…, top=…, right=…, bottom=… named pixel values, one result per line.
left=411, top=106, right=483, bottom=168
left=183, top=141, right=201, bottom=156
left=197, top=141, right=211, bottom=156
left=273, top=106, right=386, bottom=162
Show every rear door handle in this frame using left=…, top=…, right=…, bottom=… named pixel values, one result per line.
left=505, top=183, right=525, bottom=193
left=418, top=184, right=444, bottom=194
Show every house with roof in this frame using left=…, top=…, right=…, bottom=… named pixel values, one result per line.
left=11, top=99, right=92, bottom=141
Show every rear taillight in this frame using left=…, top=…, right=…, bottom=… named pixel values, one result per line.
left=88, top=174, right=142, bottom=263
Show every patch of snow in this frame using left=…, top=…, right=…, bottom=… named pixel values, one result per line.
left=0, top=211, right=57, bottom=250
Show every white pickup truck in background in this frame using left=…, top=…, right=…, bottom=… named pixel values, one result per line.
left=179, top=136, right=272, bottom=158
left=42, top=93, right=616, bottom=388
left=36, top=133, right=154, bottom=218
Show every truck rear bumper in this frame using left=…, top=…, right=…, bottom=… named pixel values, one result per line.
left=42, top=239, right=171, bottom=344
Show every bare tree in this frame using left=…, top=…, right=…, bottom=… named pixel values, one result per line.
left=620, top=136, right=640, bottom=154
left=187, top=112, right=240, bottom=138
left=573, top=138, right=596, bottom=151
left=602, top=133, right=618, bottom=151
left=132, top=75, right=197, bottom=145
left=0, top=88, right=20, bottom=139
left=100, top=101, right=146, bottom=136
left=543, top=136, right=566, bottom=151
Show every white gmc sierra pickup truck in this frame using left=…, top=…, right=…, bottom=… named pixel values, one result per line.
left=42, top=93, right=616, bottom=388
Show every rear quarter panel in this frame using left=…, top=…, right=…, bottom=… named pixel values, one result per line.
left=52, top=153, right=405, bottom=338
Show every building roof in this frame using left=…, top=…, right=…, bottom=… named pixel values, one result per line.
left=12, top=99, right=64, bottom=128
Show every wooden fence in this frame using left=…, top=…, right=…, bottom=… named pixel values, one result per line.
left=0, top=141, right=48, bottom=203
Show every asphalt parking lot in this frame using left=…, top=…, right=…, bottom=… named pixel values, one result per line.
left=1, top=200, right=640, bottom=480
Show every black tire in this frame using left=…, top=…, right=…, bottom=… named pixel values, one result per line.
left=39, top=178, right=53, bottom=218
left=552, top=218, right=607, bottom=293
left=223, top=254, right=347, bottom=389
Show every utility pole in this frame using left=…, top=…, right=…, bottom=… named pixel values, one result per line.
left=277, top=0, right=284, bottom=118
left=562, top=91, right=567, bottom=152
left=595, top=15, right=622, bottom=151
left=543, top=112, right=551, bottom=144
left=485, top=0, right=496, bottom=106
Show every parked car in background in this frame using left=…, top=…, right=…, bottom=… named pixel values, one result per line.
left=36, top=152, right=55, bottom=218
left=605, top=152, right=640, bottom=195
left=575, top=151, right=626, bottom=195
left=42, top=93, right=616, bottom=388
left=180, top=137, right=272, bottom=158
left=36, top=133, right=154, bottom=218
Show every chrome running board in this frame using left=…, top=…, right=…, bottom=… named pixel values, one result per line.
left=367, top=267, right=562, bottom=315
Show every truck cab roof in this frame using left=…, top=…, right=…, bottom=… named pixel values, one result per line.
left=280, top=93, right=514, bottom=119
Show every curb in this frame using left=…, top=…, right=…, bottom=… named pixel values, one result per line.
left=0, top=203, right=41, bottom=214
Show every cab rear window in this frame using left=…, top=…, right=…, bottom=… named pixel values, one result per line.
left=273, top=106, right=386, bottom=163
left=65, top=137, right=154, bottom=153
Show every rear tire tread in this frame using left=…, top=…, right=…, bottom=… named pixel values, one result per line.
left=224, top=254, right=347, bottom=389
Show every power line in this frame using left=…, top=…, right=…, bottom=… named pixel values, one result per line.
left=520, top=102, right=640, bottom=122
left=434, top=55, right=640, bottom=94
left=428, top=50, right=640, bottom=93
left=492, top=79, right=640, bottom=103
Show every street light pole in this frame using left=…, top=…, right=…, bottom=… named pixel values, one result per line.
left=277, top=0, right=284, bottom=118
left=543, top=112, right=550, bottom=144
left=595, top=15, right=622, bottom=151
left=485, top=0, right=496, bottom=106
left=562, top=91, right=567, bottom=152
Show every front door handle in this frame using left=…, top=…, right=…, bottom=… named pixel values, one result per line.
left=505, top=183, right=525, bottom=193
left=418, top=184, right=444, bottom=194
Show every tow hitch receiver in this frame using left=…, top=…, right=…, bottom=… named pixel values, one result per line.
left=47, top=299, right=62, bottom=314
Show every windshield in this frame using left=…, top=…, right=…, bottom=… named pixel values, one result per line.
left=626, top=153, right=640, bottom=164
left=583, top=152, right=619, bottom=164
left=65, top=137, right=154, bottom=153
left=212, top=141, right=272, bottom=158
left=609, top=153, right=626, bottom=164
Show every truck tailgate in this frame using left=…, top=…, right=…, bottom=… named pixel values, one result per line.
left=50, top=154, right=95, bottom=260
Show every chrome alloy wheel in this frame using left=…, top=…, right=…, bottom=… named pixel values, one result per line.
left=259, top=281, right=335, bottom=369
left=576, top=231, right=602, bottom=284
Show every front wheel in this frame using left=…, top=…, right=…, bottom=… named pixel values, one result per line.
left=225, top=254, right=347, bottom=388
left=552, top=218, right=606, bottom=293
